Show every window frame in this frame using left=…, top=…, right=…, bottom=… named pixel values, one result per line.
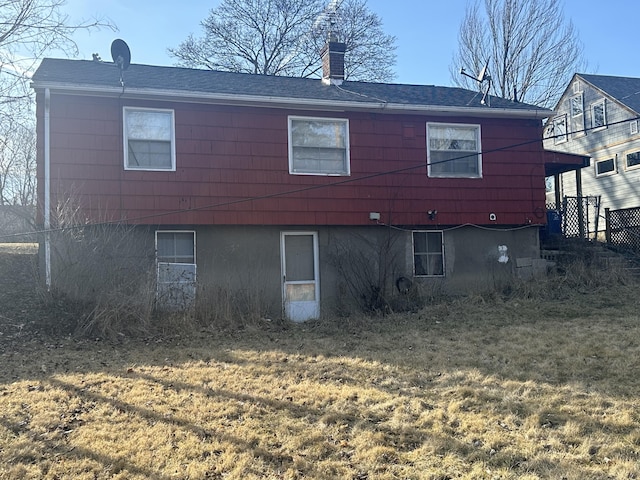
left=426, top=122, right=482, bottom=178
left=595, top=156, right=616, bottom=177
left=412, top=230, right=445, bottom=277
left=155, top=230, right=196, bottom=309
left=552, top=115, right=568, bottom=144
left=625, top=150, right=640, bottom=170
left=288, top=115, right=350, bottom=176
left=570, top=93, right=585, bottom=138
left=591, top=99, right=607, bottom=131
left=123, top=106, right=176, bottom=172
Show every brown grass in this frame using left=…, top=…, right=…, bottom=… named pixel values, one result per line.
left=1, top=246, right=640, bottom=479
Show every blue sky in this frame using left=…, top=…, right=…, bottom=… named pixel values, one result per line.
left=63, top=0, right=640, bottom=86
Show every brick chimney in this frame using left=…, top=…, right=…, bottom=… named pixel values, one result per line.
left=321, top=39, right=346, bottom=85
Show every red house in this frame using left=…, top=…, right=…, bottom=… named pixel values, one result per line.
left=32, top=43, right=581, bottom=320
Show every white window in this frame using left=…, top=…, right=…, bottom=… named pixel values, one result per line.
left=626, top=151, right=640, bottom=169
left=124, top=107, right=176, bottom=171
left=288, top=116, right=350, bottom=176
left=572, top=80, right=581, bottom=94
left=595, top=157, right=616, bottom=176
left=630, top=120, right=638, bottom=135
left=591, top=99, right=607, bottom=130
left=155, top=231, right=196, bottom=308
left=570, top=94, right=585, bottom=137
left=427, top=123, right=481, bottom=178
left=552, top=115, right=568, bottom=144
left=412, top=231, right=444, bottom=277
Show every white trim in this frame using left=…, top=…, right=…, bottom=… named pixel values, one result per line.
left=552, top=115, right=568, bottom=144
left=572, top=80, right=581, bottom=94
left=625, top=150, right=640, bottom=171
left=288, top=115, right=350, bottom=176
left=44, top=88, right=51, bottom=291
left=630, top=120, right=638, bottom=135
left=33, top=83, right=553, bottom=120
left=595, top=156, right=616, bottom=177
left=123, top=106, right=176, bottom=171
left=591, top=98, right=607, bottom=131
left=426, top=122, right=483, bottom=178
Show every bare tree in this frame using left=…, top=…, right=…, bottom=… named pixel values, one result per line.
left=169, top=0, right=397, bottom=82
left=450, top=0, right=584, bottom=107
left=0, top=120, right=36, bottom=205
left=1, top=0, right=115, bottom=108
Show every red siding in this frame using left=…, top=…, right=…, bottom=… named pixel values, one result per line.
left=37, top=93, right=548, bottom=227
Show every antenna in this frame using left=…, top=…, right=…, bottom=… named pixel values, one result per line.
left=110, top=39, right=131, bottom=88
left=460, top=58, right=492, bottom=106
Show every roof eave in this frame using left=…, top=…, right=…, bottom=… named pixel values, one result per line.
left=31, top=81, right=552, bottom=119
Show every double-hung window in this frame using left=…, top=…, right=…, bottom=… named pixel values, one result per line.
left=124, top=107, right=176, bottom=171
left=570, top=93, right=584, bottom=137
left=412, top=231, right=444, bottom=277
left=427, top=123, right=481, bottom=178
left=156, top=231, right=196, bottom=308
left=591, top=99, right=607, bottom=130
left=552, top=115, right=568, bottom=144
left=288, top=116, right=350, bottom=175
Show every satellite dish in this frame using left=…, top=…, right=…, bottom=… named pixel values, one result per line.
left=477, top=59, right=489, bottom=82
left=460, top=58, right=492, bottom=106
left=111, top=39, right=131, bottom=71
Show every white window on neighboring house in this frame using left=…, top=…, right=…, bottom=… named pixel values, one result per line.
left=595, top=157, right=616, bottom=176
left=552, top=115, right=568, bottom=144
left=626, top=151, right=640, bottom=169
left=124, top=107, right=176, bottom=171
left=156, top=231, right=196, bottom=308
left=412, top=231, right=444, bottom=277
left=570, top=93, right=585, bottom=137
left=427, top=123, right=482, bottom=178
left=288, top=116, right=350, bottom=176
left=630, top=120, right=638, bottom=135
left=591, top=99, right=607, bottom=130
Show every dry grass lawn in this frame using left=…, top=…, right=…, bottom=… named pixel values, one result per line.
left=1, top=245, right=640, bottom=479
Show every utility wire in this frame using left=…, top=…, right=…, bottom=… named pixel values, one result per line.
left=2, top=114, right=638, bottom=241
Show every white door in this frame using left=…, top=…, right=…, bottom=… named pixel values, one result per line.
left=281, top=232, right=320, bottom=322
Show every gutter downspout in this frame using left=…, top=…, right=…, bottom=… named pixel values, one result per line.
left=44, top=88, right=51, bottom=291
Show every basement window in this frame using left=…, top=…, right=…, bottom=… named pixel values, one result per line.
left=288, top=116, right=350, bottom=176
left=427, top=123, right=482, bottom=178
left=124, top=107, right=176, bottom=171
left=626, top=151, right=640, bottom=170
left=595, top=157, right=616, bottom=176
left=412, top=231, right=444, bottom=277
left=156, top=231, right=196, bottom=309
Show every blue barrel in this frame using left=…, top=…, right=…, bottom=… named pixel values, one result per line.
left=546, top=210, right=562, bottom=235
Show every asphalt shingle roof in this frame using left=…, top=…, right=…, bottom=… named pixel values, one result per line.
left=32, top=58, right=548, bottom=115
left=579, top=73, right=640, bottom=114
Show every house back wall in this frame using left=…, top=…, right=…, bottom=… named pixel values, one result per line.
left=37, top=93, right=547, bottom=228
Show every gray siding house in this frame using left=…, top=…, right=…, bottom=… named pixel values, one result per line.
left=544, top=74, right=640, bottom=213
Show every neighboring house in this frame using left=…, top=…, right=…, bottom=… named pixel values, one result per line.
left=31, top=41, right=585, bottom=320
left=544, top=73, right=640, bottom=214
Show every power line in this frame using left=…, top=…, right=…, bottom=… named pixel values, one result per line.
left=2, top=114, right=638, bottom=241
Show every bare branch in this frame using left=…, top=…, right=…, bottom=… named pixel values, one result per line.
left=450, top=0, right=585, bottom=107
left=168, top=0, right=396, bottom=82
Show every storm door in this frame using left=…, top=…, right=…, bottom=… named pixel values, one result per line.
left=281, top=232, right=320, bottom=322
